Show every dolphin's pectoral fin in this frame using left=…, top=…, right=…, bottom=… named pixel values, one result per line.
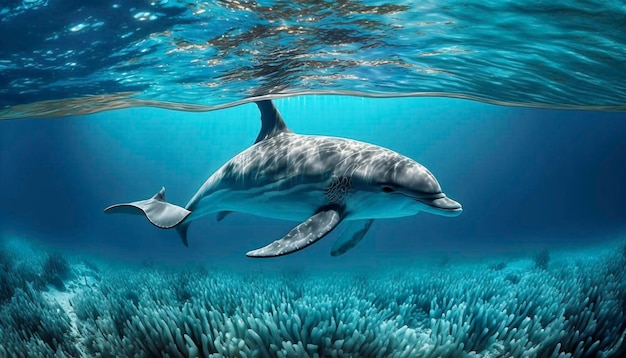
left=246, top=207, right=343, bottom=258
left=104, top=187, right=191, bottom=229
left=330, top=219, right=375, bottom=257
left=216, top=211, right=232, bottom=222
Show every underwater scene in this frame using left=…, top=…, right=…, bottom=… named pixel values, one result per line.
left=2, top=0, right=626, bottom=357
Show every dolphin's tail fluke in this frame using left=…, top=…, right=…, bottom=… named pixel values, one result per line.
left=104, top=187, right=191, bottom=238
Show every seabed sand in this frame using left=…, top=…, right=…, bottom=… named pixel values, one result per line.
left=1, top=237, right=625, bottom=357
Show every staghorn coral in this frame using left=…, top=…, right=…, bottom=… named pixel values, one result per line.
left=0, top=284, right=80, bottom=357
left=69, top=251, right=626, bottom=358
left=0, top=239, right=625, bottom=357
left=0, top=241, right=44, bottom=303
left=0, top=246, right=16, bottom=304
left=534, top=249, right=550, bottom=270
left=41, top=252, right=72, bottom=291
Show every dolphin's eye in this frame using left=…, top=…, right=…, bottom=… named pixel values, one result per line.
left=382, top=186, right=395, bottom=193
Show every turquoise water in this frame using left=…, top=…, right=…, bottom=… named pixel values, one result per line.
left=1, top=0, right=626, bottom=119
left=2, top=96, right=626, bottom=357
left=3, top=97, right=625, bottom=263
left=2, top=0, right=626, bottom=357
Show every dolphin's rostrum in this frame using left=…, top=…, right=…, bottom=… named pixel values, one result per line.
left=104, top=100, right=462, bottom=257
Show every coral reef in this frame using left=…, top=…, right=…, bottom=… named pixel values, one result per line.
left=42, top=252, right=72, bottom=291
left=534, top=249, right=550, bottom=270
left=0, top=245, right=16, bottom=304
left=0, top=284, right=80, bottom=357
left=0, top=239, right=625, bottom=357
left=489, top=262, right=507, bottom=271
left=0, top=241, right=41, bottom=303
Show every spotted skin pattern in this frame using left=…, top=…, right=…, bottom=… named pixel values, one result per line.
left=325, top=176, right=352, bottom=205
left=246, top=208, right=342, bottom=257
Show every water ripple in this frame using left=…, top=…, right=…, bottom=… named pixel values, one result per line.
left=1, top=0, right=625, bottom=118
left=2, top=91, right=624, bottom=121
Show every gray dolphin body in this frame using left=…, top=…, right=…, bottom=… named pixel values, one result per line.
left=105, top=100, right=462, bottom=257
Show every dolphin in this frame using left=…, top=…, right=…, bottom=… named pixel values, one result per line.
left=105, top=100, right=462, bottom=257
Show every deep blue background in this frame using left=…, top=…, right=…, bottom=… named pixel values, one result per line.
left=1, top=96, right=625, bottom=268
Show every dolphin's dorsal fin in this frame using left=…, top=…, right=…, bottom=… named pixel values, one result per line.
left=254, top=100, right=292, bottom=144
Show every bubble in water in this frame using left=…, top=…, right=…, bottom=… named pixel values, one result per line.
left=133, top=12, right=151, bottom=21
left=133, top=11, right=160, bottom=21
left=22, top=0, right=47, bottom=8
left=70, top=23, right=87, bottom=32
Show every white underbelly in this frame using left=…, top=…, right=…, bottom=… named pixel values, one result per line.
left=189, top=184, right=328, bottom=222
left=186, top=179, right=423, bottom=223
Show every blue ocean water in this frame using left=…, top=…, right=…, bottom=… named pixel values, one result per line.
left=2, top=1, right=626, bottom=357
left=1, top=0, right=626, bottom=118
left=2, top=96, right=626, bottom=265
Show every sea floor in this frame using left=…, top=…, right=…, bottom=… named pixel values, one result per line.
left=0, top=237, right=625, bottom=357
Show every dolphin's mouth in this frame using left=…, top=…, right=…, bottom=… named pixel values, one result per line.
left=417, top=194, right=463, bottom=217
